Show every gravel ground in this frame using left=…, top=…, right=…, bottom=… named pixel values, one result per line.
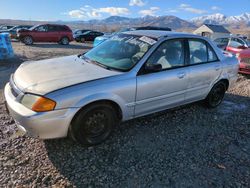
left=0, top=42, right=250, bottom=187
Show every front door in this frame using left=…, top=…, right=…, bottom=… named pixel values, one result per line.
left=135, top=39, right=188, bottom=117
left=33, top=25, right=48, bottom=42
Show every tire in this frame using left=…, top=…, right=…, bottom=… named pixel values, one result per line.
left=70, top=103, right=118, bottom=146
left=60, top=37, right=69, bottom=45
left=23, top=36, right=33, bottom=45
left=80, top=38, right=85, bottom=43
left=205, top=82, right=226, bottom=108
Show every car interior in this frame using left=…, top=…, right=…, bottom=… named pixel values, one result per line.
left=147, top=40, right=184, bottom=70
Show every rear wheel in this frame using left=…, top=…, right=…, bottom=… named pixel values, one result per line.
left=70, top=103, right=118, bottom=146
left=23, top=36, right=33, bottom=45
left=205, top=82, right=226, bottom=108
left=60, top=37, right=69, bottom=45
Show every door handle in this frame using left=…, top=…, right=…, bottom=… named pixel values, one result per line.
left=177, top=72, right=186, bottom=79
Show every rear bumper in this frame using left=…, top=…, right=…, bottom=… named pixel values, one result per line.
left=4, top=83, right=78, bottom=139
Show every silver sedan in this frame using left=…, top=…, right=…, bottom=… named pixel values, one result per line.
left=4, top=30, right=239, bottom=146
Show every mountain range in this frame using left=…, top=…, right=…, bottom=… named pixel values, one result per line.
left=0, top=13, right=250, bottom=31
left=191, top=13, right=250, bottom=26
left=68, top=15, right=196, bottom=30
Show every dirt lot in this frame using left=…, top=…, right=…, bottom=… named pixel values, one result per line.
left=0, top=41, right=249, bottom=187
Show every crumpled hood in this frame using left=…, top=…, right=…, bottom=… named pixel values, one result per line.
left=13, top=55, right=122, bottom=95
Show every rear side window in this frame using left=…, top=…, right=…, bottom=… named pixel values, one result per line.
left=214, top=38, right=223, bottom=43
left=214, top=38, right=229, bottom=45
left=48, top=25, right=57, bottom=32
left=59, top=26, right=70, bottom=31
left=189, top=39, right=218, bottom=65
left=49, top=25, right=70, bottom=32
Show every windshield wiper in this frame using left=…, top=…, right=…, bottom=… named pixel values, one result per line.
left=90, top=59, right=111, bottom=70
left=81, top=55, right=108, bottom=69
left=82, top=55, right=123, bottom=72
left=77, top=52, right=86, bottom=58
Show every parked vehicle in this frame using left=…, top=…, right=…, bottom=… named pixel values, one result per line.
left=74, top=31, right=104, bottom=43
left=93, top=26, right=172, bottom=47
left=0, top=25, right=32, bottom=39
left=214, top=36, right=250, bottom=74
left=237, top=49, right=250, bottom=75
left=4, top=31, right=238, bottom=146
left=17, top=24, right=74, bottom=45
left=0, top=25, right=14, bottom=31
left=73, top=29, right=91, bottom=41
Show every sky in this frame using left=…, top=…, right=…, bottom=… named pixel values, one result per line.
left=0, top=0, right=249, bottom=21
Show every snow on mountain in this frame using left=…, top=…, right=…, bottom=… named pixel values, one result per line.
left=226, top=13, right=250, bottom=24
left=191, top=13, right=250, bottom=25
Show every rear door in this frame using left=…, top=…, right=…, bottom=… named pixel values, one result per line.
left=47, top=25, right=60, bottom=42
left=135, top=39, right=189, bottom=116
left=186, top=39, right=222, bottom=102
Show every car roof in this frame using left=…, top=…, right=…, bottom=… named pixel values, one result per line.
left=123, top=30, right=198, bottom=39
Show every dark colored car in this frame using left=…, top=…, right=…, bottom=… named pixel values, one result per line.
left=0, top=25, right=14, bottom=31
left=214, top=37, right=250, bottom=75
left=73, top=29, right=91, bottom=41
left=74, top=31, right=104, bottom=43
left=17, top=24, right=74, bottom=45
left=0, top=25, right=32, bottom=39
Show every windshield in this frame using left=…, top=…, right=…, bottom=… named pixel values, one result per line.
left=82, top=31, right=91, bottom=35
left=29, top=25, right=39, bottom=31
left=8, top=26, right=17, bottom=31
left=83, top=34, right=156, bottom=71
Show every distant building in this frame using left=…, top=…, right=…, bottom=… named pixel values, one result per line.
left=193, top=24, right=231, bottom=40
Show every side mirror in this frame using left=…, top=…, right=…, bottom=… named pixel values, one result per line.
left=145, top=63, right=162, bottom=72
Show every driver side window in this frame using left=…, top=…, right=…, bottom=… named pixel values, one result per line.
left=146, top=40, right=185, bottom=70
left=228, top=38, right=244, bottom=48
left=35, top=25, right=48, bottom=32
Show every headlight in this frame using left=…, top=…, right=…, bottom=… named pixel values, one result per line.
left=21, top=94, right=56, bottom=112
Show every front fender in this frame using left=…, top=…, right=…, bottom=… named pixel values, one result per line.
left=73, top=92, right=134, bottom=121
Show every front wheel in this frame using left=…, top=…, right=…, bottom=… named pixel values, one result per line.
left=23, top=36, right=33, bottom=45
left=70, top=103, right=118, bottom=146
left=205, top=82, right=226, bottom=108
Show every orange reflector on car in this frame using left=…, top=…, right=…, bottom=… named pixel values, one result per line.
left=31, top=97, right=56, bottom=112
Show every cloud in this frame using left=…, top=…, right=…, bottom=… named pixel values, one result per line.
left=67, top=6, right=130, bottom=19
left=139, top=7, right=160, bottom=16
left=98, top=7, right=130, bottom=16
left=179, top=4, right=207, bottom=14
left=68, top=10, right=86, bottom=19
left=166, top=8, right=179, bottom=13
left=129, top=0, right=145, bottom=7
left=211, top=6, right=221, bottom=11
